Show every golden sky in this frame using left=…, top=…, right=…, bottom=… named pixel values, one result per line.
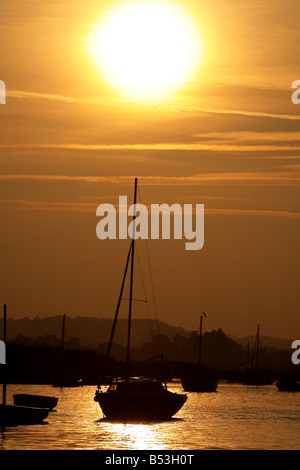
left=0, top=0, right=299, bottom=339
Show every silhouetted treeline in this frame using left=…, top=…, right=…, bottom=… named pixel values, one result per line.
left=0, top=329, right=298, bottom=384
left=3, top=316, right=293, bottom=350
left=3, top=316, right=191, bottom=349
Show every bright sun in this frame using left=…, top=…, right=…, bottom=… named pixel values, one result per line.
left=86, top=1, right=203, bottom=102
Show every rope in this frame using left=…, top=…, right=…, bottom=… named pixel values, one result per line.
left=137, top=185, right=167, bottom=383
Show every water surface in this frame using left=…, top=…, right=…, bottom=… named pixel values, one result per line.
left=1, top=382, right=299, bottom=450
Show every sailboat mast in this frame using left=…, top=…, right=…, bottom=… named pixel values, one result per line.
left=256, top=324, right=260, bottom=373
left=126, top=178, right=138, bottom=366
left=61, top=314, right=65, bottom=355
left=2, top=304, right=6, bottom=405
left=105, top=243, right=132, bottom=361
left=246, top=341, right=249, bottom=371
left=198, top=314, right=203, bottom=370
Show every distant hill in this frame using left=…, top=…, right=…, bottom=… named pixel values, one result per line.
left=229, top=334, right=292, bottom=351
left=4, top=316, right=191, bottom=349
left=2, top=317, right=295, bottom=377
left=3, top=316, right=292, bottom=353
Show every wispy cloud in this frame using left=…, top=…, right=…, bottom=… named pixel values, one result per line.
left=192, top=131, right=300, bottom=142
left=0, top=199, right=95, bottom=212
left=1, top=142, right=300, bottom=152
left=6, top=90, right=98, bottom=105
left=0, top=198, right=299, bottom=219
left=6, top=89, right=300, bottom=121
left=0, top=172, right=299, bottom=187
left=158, top=105, right=300, bottom=121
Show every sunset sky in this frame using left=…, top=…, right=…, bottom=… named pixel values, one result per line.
left=0, top=0, right=299, bottom=339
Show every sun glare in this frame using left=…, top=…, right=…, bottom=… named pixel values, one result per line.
left=85, top=1, right=203, bottom=102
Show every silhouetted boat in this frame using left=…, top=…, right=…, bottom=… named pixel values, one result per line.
left=181, top=313, right=218, bottom=392
left=275, top=379, right=300, bottom=392
left=95, top=377, right=186, bottom=421
left=243, top=325, right=273, bottom=386
left=243, top=372, right=272, bottom=386
left=94, top=178, right=187, bottom=420
left=0, top=403, right=49, bottom=426
left=182, top=373, right=218, bottom=392
left=52, top=314, right=81, bottom=388
left=0, top=304, right=49, bottom=426
left=53, top=374, right=81, bottom=388
left=13, top=394, right=58, bottom=410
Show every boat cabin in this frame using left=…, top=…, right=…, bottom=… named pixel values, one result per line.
left=107, top=378, right=166, bottom=394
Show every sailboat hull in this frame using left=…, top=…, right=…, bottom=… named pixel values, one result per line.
left=96, top=391, right=187, bottom=421
left=52, top=378, right=80, bottom=388
left=181, top=374, right=218, bottom=392
left=275, top=380, right=300, bottom=392
left=95, top=379, right=187, bottom=421
left=243, top=373, right=273, bottom=386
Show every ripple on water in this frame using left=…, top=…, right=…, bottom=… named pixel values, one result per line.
left=0, top=383, right=299, bottom=449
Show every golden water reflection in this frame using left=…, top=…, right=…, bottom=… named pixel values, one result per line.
left=1, top=382, right=300, bottom=450
left=97, top=422, right=166, bottom=450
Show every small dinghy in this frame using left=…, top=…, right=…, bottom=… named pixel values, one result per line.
left=0, top=304, right=50, bottom=426
left=0, top=403, right=49, bottom=426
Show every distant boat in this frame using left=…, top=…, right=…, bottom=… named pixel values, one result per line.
left=0, top=304, right=49, bottom=426
left=275, top=379, right=300, bottom=392
left=94, top=178, right=187, bottom=420
left=243, top=325, right=273, bottom=386
left=53, top=374, right=81, bottom=388
left=52, top=314, right=81, bottom=388
left=181, top=313, right=218, bottom=392
left=13, top=394, right=58, bottom=410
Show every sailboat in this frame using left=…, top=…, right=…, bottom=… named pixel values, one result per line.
left=243, top=325, right=273, bottom=386
left=0, top=304, right=49, bottom=425
left=181, top=313, right=218, bottom=392
left=275, top=379, right=300, bottom=392
left=94, top=178, right=187, bottom=420
left=52, top=314, right=81, bottom=387
left=12, top=313, right=58, bottom=409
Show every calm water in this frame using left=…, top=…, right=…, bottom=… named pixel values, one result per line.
left=0, top=382, right=299, bottom=450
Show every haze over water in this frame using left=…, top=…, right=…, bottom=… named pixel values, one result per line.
left=1, top=383, right=299, bottom=450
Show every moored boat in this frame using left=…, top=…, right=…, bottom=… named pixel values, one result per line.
left=242, top=325, right=273, bottom=386
left=52, top=315, right=81, bottom=388
left=275, top=379, right=300, bottom=392
left=0, top=304, right=49, bottom=426
left=0, top=403, right=49, bottom=426
left=95, top=377, right=187, bottom=421
left=181, top=313, right=218, bottom=393
left=181, top=373, right=218, bottom=393
left=94, top=178, right=187, bottom=420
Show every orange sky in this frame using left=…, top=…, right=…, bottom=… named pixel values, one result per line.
left=0, top=0, right=299, bottom=339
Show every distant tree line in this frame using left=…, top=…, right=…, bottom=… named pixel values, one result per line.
left=0, top=329, right=297, bottom=385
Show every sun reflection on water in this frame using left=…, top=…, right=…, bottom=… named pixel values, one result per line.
left=1, top=383, right=300, bottom=450
left=97, top=422, right=164, bottom=450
